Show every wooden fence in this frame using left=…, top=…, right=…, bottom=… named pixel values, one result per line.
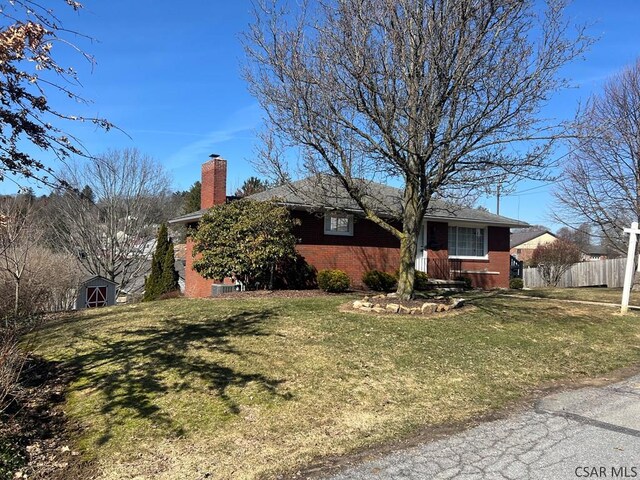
left=523, top=257, right=627, bottom=288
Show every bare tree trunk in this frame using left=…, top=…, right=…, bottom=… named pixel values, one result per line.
left=397, top=183, right=424, bottom=300
left=397, top=234, right=418, bottom=300
left=13, top=279, right=19, bottom=318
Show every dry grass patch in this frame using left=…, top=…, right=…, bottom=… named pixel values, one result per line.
left=30, top=295, right=640, bottom=479
left=513, top=287, right=640, bottom=306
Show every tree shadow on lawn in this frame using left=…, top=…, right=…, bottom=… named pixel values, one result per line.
left=65, top=308, right=291, bottom=446
left=467, top=296, right=603, bottom=325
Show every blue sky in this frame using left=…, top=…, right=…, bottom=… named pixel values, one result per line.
left=3, top=0, right=640, bottom=231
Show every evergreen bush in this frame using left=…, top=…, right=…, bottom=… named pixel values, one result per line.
left=143, top=223, right=180, bottom=301
left=362, top=270, right=397, bottom=292
left=317, top=269, right=350, bottom=293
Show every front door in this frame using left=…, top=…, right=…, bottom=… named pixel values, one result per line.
left=86, top=286, right=108, bottom=308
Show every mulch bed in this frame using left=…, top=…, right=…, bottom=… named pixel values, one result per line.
left=205, top=289, right=338, bottom=299
left=0, top=355, right=94, bottom=480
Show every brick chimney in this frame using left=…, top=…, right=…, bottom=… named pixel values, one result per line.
left=201, top=154, right=227, bottom=209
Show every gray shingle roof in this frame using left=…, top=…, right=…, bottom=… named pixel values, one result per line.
left=510, top=228, right=556, bottom=248
left=170, top=175, right=529, bottom=228
left=582, top=244, right=608, bottom=255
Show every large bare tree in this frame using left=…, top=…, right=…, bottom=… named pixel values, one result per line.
left=0, top=0, right=112, bottom=185
left=52, top=148, right=171, bottom=293
left=554, top=59, right=640, bottom=255
left=244, top=0, right=589, bottom=298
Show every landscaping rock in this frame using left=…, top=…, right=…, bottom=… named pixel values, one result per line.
left=451, top=298, right=465, bottom=309
left=374, top=303, right=382, bottom=308
left=353, top=300, right=364, bottom=309
left=386, top=303, right=400, bottom=313
left=421, top=302, right=437, bottom=314
left=398, top=305, right=411, bottom=314
left=363, top=296, right=371, bottom=302
left=410, top=307, right=421, bottom=315
left=360, top=306, right=373, bottom=312
left=361, top=302, right=374, bottom=308
left=386, top=292, right=398, bottom=298
left=436, top=303, right=449, bottom=312
left=373, top=307, right=386, bottom=313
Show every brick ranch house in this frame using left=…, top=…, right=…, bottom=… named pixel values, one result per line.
left=170, top=156, right=528, bottom=297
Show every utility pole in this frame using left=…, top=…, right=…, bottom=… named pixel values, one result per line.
left=496, top=183, right=501, bottom=215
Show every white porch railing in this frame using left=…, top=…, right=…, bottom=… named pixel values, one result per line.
left=415, top=256, right=428, bottom=273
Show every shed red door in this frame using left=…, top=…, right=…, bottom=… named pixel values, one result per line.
left=86, top=286, right=107, bottom=308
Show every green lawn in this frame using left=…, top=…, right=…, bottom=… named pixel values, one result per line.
left=513, top=287, right=640, bottom=306
left=32, top=295, right=640, bottom=479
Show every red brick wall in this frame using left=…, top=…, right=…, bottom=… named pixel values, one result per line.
left=460, top=227, right=510, bottom=289
left=201, top=158, right=227, bottom=209
left=185, top=237, right=213, bottom=298
left=182, top=213, right=512, bottom=297
left=510, top=247, right=535, bottom=263
left=425, top=222, right=449, bottom=260
left=426, top=223, right=511, bottom=289
left=292, top=211, right=400, bottom=286
left=184, top=236, right=234, bottom=298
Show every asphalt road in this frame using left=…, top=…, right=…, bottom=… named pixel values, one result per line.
left=327, top=374, right=640, bottom=480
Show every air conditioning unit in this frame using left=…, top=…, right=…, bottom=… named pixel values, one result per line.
left=211, top=284, right=236, bottom=296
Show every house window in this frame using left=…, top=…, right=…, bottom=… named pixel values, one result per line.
left=324, top=212, right=354, bottom=236
left=448, top=225, right=487, bottom=258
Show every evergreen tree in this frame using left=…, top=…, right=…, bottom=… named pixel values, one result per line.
left=143, top=223, right=178, bottom=301
left=183, top=181, right=201, bottom=213
left=234, top=177, right=269, bottom=197
left=160, top=241, right=180, bottom=294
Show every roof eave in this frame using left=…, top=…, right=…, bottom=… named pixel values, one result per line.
left=169, top=204, right=528, bottom=229
left=168, top=212, right=203, bottom=225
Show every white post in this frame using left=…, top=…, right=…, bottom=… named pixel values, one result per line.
left=621, top=221, right=639, bottom=314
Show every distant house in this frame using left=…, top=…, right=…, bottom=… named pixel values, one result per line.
left=170, top=156, right=528, bottom=296
left=581, top=244, right=609, bottom=262
left=510, top=228, right=557, bottom=263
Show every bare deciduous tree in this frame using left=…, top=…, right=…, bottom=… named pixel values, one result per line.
left=0, top=1, right=113, bottom=185
left=530, top=238, right=582, bottom=286
left=556, top=222, right=592, bottom=251
left=244, top=0, right=589, bottom=298
left=0, top=195, right=43, bottom=321
left=554, top=59, right=640, bottom=255
left=53, top=148, right=171, bottom=293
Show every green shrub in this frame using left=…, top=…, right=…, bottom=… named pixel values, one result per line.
left=362, top=270, right=397, bottom=292
left=414, top=271, right=430, bottom=291
left=454, top=275, right=473, bottom=289
left=273, top=254, right=318, bottom=290
left=509, top=278, right=524, bottom=290
left=317, top=269, right=350, bottom=293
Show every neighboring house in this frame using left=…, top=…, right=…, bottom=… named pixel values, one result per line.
left=169, top=156, right=529, bottom=297
left=510, top=228, right=557, bottom=263
left=581, top=244, right=609, bottom=262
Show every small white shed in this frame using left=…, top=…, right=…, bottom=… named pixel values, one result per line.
left=75, top=275, right=117, bottom=309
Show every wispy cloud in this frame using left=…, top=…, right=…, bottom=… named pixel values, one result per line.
left=127, top=129, right=213, bottom=137
left=165, top=103, right=263, bottom=168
